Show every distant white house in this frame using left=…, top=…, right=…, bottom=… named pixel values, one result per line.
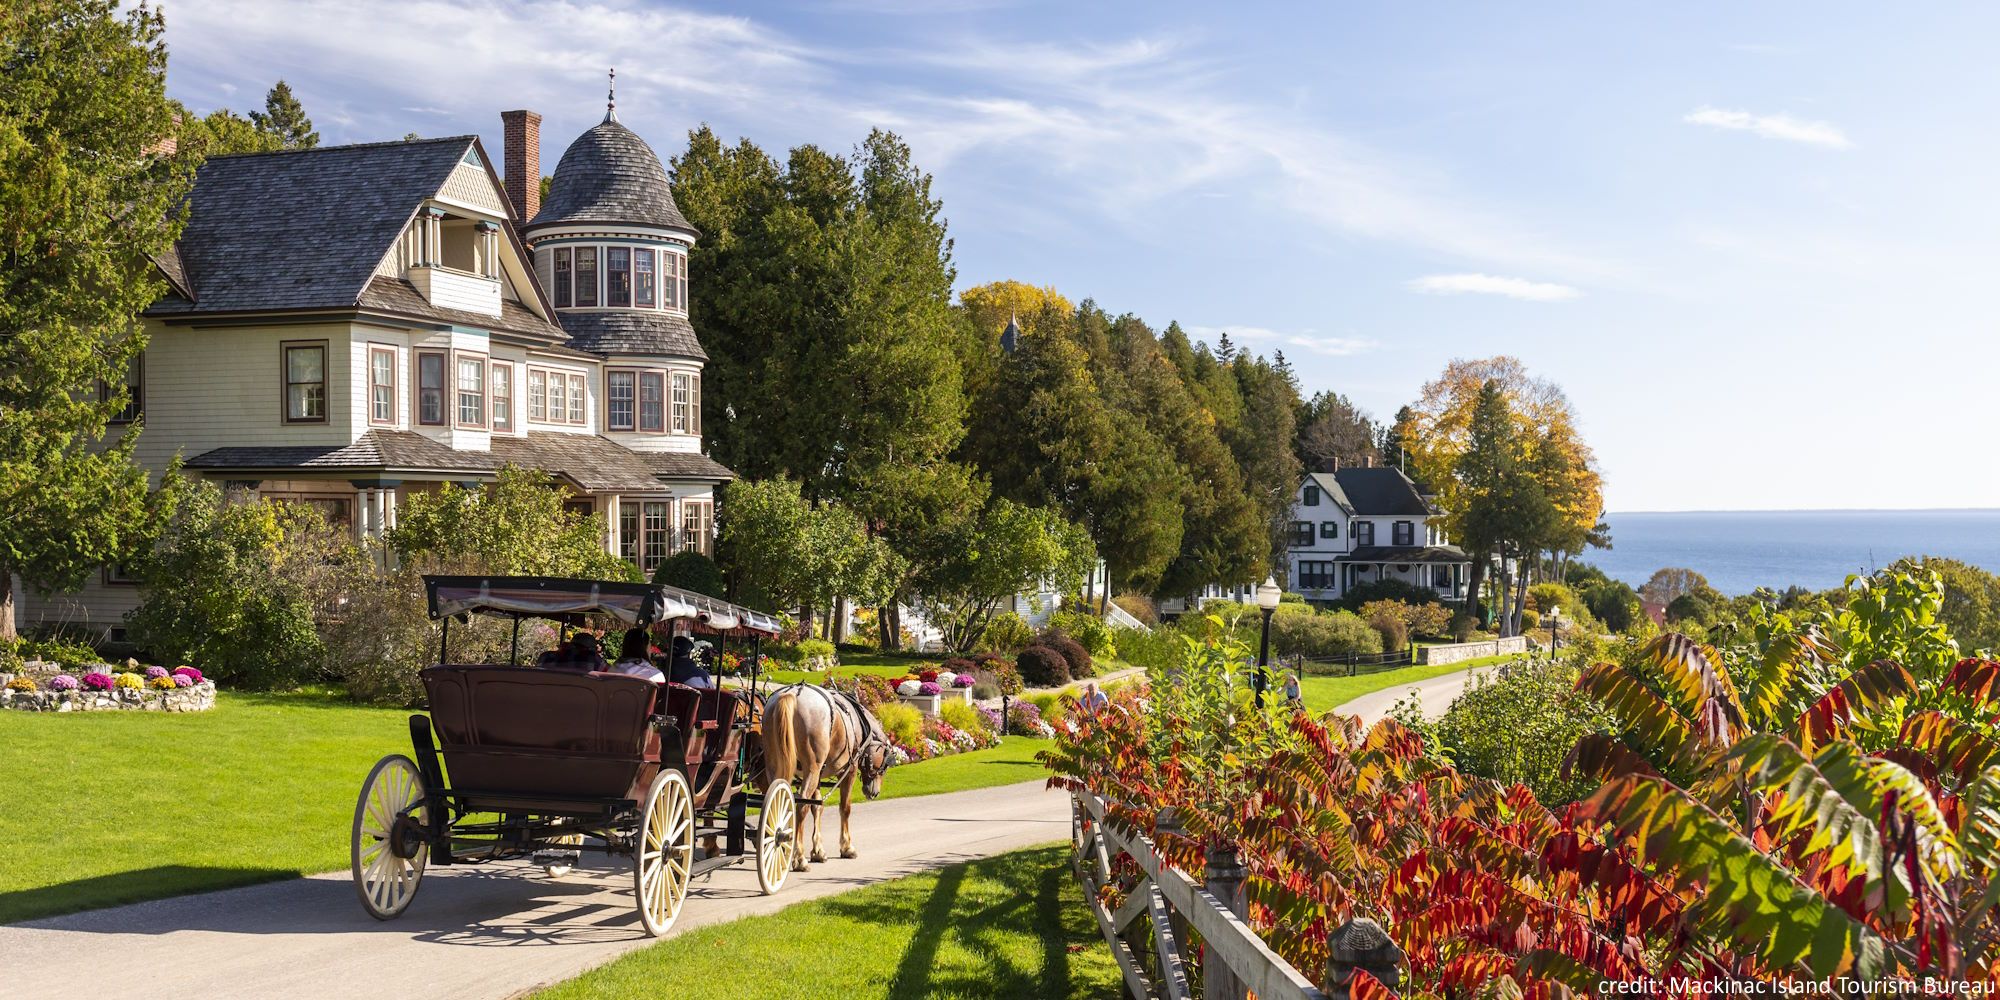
left=1285, top=467, right=1469, bottom=607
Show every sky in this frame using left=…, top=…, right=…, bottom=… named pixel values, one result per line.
left=152, top=1, right=2000, bottom=513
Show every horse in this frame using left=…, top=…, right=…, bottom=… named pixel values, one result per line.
left=760, top=683, right=890, bottom=870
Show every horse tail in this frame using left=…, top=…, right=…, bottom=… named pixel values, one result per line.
left=762, top=686, right=799, bottom=788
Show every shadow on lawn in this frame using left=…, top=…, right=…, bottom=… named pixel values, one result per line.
left=819, top=850, right=1098, bottom=999
left=1, top=865, right=300, bottom=926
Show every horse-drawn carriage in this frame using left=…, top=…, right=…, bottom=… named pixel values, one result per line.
left=350, top=575, right=793, bottom=935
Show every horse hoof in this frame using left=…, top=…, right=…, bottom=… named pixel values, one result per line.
left=810, top=851, right=827, bottom=863
left=840, top=849, right=858, bottom=859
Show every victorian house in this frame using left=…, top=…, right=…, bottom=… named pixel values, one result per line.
left=23, top=97, right=732, bottom=639
left=1284, top=466, right=1470, bottom=607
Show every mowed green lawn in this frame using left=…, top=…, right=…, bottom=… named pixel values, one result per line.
left=0, top=693, right=1055, bottom=924
left=1296, top=653, right=1525, bottom=714
left=533, top=844, right=1119, bottom=1000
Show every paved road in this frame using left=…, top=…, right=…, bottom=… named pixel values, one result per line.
left=1333, top=662, right=1501, bottom=724
left=0, top=780, right=1071, bottom=1000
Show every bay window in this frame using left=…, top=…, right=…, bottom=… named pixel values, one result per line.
left=639, top=372, right=665, bottom=432
left=368, top=347, right=396, bottom=425
left=672, top=253, right=688, bottom=311
left=490, top=361, right=513, bottom=432
left=283, top=342, right=327, bottom=423
left=416, top=351, right=446, bottom=425
left=455, top=354, right=486, bottom=427
left=607, top=247, right=631, bottom=307
left=671, top=372, right=691, bottom=432
left=607, top=370, right=635, bottom=430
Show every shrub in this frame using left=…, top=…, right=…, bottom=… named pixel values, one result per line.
left=1270, top=610, right=1382, bottom=659
left=1336, top=578, right=1445, bottom=613
left=1407, top=656, right=1614, bottom=805
left=1583, top=580, right=1641, bottom=633
left=1450, top=614, right=1479, bottom=642
left=1047, top=608, right=1116, bottom=659
left=1113, top=625, right=1181, bottom=672
left=872, top=702, right=923, bottom=746
left=1016, top=645, right=1070, bottom=687
left=1038, top=630, right=1094, bottom=678
left=977, top=611, right=1036, bottom=654
left=19, top=635, right=99, bottom=667
left=795, top=638, right=837, bottom=665
left=650, top=550, right=725, bottom=598
left=941, top=656, right=978, bottom=676
left=1024, top=690, right=1068, bottom=725
left=939, top=700, right=986, bottom=735
left=1665, top=592, right=1714, bottom=625
left=849, top=673, right=897, bottom=709
left=1368, top=612, right=1409, bottom=654
left=972, top=681, right=1000, bottom=699
left=1111, top=593, right=1158, bottom=626
left=975, top=659, right=1023, bottom=696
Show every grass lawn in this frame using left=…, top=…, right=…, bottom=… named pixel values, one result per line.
left=0, top=691, right=1058, bottom=925
left=1297, top=652, right=1525, bottom=714
left=532, top=843, right=1119, bottom=1000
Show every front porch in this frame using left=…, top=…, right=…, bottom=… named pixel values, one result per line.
left=1336, top=545, right=1470, bottom=602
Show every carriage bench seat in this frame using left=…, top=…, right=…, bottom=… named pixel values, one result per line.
left=422, top=665, right=661, bottom=802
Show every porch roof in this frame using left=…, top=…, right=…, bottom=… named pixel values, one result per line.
left=185, top=430, right=732, bottom=492
left=1338, top=545, right=1469, bottom=564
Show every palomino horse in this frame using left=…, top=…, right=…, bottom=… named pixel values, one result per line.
left=761, top=683, right=890, bottom=870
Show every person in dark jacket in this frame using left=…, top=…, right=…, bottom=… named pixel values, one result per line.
left=667, top=634, right=713, bottom=689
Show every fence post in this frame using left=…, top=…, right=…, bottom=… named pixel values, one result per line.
left=1203, top=843, right=1249, bottom=1000
left=1324, top=917, right=1404, bottom=1000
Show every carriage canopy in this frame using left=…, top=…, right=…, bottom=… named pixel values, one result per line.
left=423, top=575, right=785, bottom=636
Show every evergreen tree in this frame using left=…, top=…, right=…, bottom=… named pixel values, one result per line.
left=0, top=0, right=190, bottom=636
left=1222, top=354, right=1305, bottom=574
left=1379, top=404, right=1419, bottom=473
left=249, top=79, right=317, bottom=148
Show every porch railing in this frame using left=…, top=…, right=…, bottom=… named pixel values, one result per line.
left=1069, top=787, right=1329, bottom=1000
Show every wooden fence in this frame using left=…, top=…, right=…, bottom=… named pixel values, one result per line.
left=1070, top=788, right=1329, bottom=1000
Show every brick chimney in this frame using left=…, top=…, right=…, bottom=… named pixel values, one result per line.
left=500, top=109, right=542, bottom=222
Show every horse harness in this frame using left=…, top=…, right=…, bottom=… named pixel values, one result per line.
left=775, top=683, right=891, bottom=785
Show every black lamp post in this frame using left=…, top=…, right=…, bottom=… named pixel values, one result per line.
left=1254, top=575, right=1281, bottom=707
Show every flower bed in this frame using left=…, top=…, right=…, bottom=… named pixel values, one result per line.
left=0, top=661, right=217, bottom=713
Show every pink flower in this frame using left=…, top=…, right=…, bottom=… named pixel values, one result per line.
left=81, top=672, right=114, bottom=691
left=172, top=666, right=203, bottom=683
left=144, top=666, right=169, bottom=679
left=172, top=674, right=195, bottom=688
left=917, top=681, right=941, bottom=696
left=48, top=674, right=79, bottom=691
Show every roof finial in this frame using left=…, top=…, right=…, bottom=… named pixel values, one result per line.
left=605, top=67, right=618, bottom=123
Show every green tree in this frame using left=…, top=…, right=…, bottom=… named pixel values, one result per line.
left=1889, top=556, right=2000, bottom=654
left=650, top=550, right=725, bottom=598
left=0, top=0, right=190, bottom=637
left=716, top=477, right=892, bottom=635
left=385, top=466, right=634, bottom=580
left=248, top=79, right=317, bottom=148
left=1221, top=353, right=1304, bottom=573
left=1378, top=404, right=1418, bottom=473
left=1294, top=390, right=1378, bottom=473
left=851, top=460, right=990, bottom=649
left=915, top=498, right=1096, bottom=652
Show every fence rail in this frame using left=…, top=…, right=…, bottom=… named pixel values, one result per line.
left=1070, top=788, right=1329, bottom=1000
left=1291, top=649, right=1414, bottom=676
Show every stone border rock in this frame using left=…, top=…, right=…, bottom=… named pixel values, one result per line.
left=0, top=664, right=218, bottom=714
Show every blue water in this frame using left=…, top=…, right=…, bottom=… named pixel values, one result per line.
left=1592, top=510, right=2000, bottom=596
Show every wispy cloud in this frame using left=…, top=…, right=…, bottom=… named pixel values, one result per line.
left=1683, top=106, right=1851, bottom=149
left=1186, top=325, right=1379, bottom=357
left=1406, top=273, right=1581, bottom=302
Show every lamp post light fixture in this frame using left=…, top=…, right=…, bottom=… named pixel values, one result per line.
left=1548, top=606, right=1562, bottom=656
left=1254, top=575, right=1282, bottom=707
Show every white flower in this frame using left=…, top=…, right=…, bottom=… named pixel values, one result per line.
left=897, top=679, right=921, bottom=696
left=936, top=671, right=957, bottom=686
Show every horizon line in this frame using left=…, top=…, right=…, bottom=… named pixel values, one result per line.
left=1608, top=507, right=2000, bottom=516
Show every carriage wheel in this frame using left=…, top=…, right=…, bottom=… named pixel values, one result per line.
left=755, top=781, right=796, bottom=895
left=635, top=769, right=695, bottom=936
left=351, top=754, right=429, bottom=920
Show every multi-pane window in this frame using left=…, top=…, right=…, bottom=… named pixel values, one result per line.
left=1320, top=521, right=1338, bottom=539
left=103, top=352, right=143, bottom=423
left=663, top=253, right=678, bottom=309
left=1303, top=485, right=1320, bottom=507
left=634, top=249, right=656, bottom=307
left=547, top=371, right=567, bottom=424
left=417, top=351, right=446, bottom=425
left=574, top=247, right=598, bottom=306
left=607, top=370, right=635, bottom=430
left=642, top=500, right=671, bottom=572
left=672, top=253, right=688, bottom=311
left=618, top=504, right=641, bottom=567
left=671, top=372, right=691, bottom=433
left=527, top=368, right=547, bottom=422
left=1355, top=521, right=1375, bottom=546
left=690, top=373, right=700, bottom=434
left=680, top=499, right=712, bottom=556
left=490, top=362, right=513, bottom=433
left=567, top=373, right=586, bottom=424
left=1393, top=520, right=1414, bottom=546
left=1298, top=561, right=1335, bottom=590
left=638, top=372, right=665, bottom=432
left=1290, top=520, right=1314, bottom=547
left=606, top=247, right=631, bottom=307
left=284, top=343, right=326, bottom=423
left=369, top=347, right=396, bottom=425
left=455, top=355, right=485, bottom=427
left=552, top=248, right=572, bottom=308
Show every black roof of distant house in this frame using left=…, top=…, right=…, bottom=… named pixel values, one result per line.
left=528, top=120, right=694, bottom=234
left=1304, top=467, right=1432, bottom=516
left=144, top=136, right=567, bottom=340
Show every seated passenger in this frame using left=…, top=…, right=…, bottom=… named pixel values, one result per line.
left=667, top=635, right=714, bottom=689
left=607, top=627, right=666, bottom=683
left=544, top=632, right=608, bottom=673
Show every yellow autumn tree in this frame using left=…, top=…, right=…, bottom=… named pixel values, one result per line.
left=958, top=280, right=1074, bottom=342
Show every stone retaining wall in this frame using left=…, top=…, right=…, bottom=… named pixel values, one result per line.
left=1, top=665, right=217, bottom=713
left=1415, top=635, right=1529, bottom=666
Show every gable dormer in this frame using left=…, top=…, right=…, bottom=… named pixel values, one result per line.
left=374, top=145, right=551, bottom=323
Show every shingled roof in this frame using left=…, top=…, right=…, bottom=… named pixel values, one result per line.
left=186, top=430, right=733, bottom=491
left=149, top=138, right=475, bottom=315
left=556, top=311, right=706, bottom=359
left=528, top=120, right=694, bottom=233
left=1330, top=467, right=1432, bottom=516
